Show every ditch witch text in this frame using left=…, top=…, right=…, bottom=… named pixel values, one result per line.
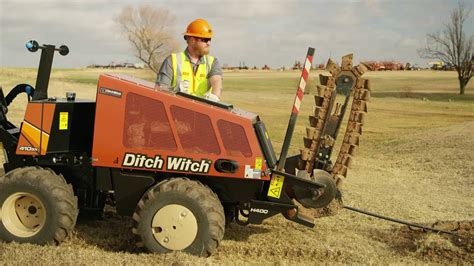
left=122, top=153, right=211, bottom=174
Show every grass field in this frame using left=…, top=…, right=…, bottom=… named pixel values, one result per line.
left=0, top=67, right=473, bottom=264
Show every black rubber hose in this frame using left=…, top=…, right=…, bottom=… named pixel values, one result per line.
left=5, top=84, right=34, bottom=106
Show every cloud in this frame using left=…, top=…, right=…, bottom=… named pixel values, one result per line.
left=1, top=0, right=472, bottom=68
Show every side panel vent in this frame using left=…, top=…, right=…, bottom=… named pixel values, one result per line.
left=123, top=93, right=177, bottom=151
left=170, top=105, right=220, bottom=154
left=217, top=119, right=252, bottom=157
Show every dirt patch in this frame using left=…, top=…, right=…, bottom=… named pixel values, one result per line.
left=74, top=210, right=138, bottom=253
left=75, top=209, right=274, bottom=253
left=296, top=199, right=344, bottom=219
left=371, top=220, right=473, bottom=263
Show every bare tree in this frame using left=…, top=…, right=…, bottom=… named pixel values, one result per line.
left=418, top=2, right=473, bottom=95
left=116, top=5, right=180, bottom=74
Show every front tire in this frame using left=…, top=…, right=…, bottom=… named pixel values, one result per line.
left=132, top=178, right=225, bottom=256
left=0, top=167, right=78, bottom=244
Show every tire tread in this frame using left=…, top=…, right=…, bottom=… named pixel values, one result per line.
left=0, top=166, right=78, bottom=244
left=132, top=177, right=225, bottom=256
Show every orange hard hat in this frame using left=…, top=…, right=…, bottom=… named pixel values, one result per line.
left=184, top=19, right=213, bottom=38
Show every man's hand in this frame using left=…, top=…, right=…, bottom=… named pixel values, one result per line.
left=205, top=92, right=220, bottom=102
left=179, top=80, right=190, bottom=94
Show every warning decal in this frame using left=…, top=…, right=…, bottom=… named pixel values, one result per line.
left=267, top=174, right=285, bottom=199
left=59, top=112, right=68, bottom=130
left=255, top=157, right=262, bottom=171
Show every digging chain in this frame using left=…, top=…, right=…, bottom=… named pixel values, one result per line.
left=298, top=54, right=370, bottom=187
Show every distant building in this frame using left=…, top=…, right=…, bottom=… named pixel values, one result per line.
left=361, top=60, right=404, bottom=71
left=87, top=62, right=144, bottom=69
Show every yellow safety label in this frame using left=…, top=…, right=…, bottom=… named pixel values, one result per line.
left=255, top=157, right=262, bottom=171
left=59, top=112, right=68, bottom=130
left=267, top=174, right=285, bottom=199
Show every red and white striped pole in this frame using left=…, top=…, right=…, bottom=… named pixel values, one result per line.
left=277, top=47, right=315, bottom=171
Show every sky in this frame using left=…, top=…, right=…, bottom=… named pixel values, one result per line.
left=1, top=0, right=473, bottom=68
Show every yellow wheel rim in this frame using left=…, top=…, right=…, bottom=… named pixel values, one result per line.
left=151, top=204, right=198, bottom=250
left=1, top=192, right=46, bottom=238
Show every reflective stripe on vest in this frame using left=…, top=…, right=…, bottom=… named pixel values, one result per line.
left=171, top=52, right=215, bottom=97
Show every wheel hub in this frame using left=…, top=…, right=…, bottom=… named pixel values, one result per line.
left=151, top=204, right=198, bottom=250
left=294, top=170, right=337, bottom=208
left=1, top=192, right=46, bottom=238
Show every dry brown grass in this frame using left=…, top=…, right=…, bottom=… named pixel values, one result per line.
left=0, top=68, right=473, bottom=264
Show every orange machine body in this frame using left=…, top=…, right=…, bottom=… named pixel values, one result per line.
left=92, top=74, right=270, bottom=180
left=16, top=103, right=54, bottom=155
left=16, top=99, right=95, bottom=156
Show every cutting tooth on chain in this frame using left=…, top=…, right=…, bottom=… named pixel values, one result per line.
left=351, top=100, right=368, bottom=113
left=300, top=148, right=311, bottom=161
left=326, top=76, right=336, bottom=88
left=335, top=175, right=344, bottom=187
left=341, top=54, right=353, bottom=70
left=316, top=85, right=327, bottom=96
left=326, top=58, right=340, bottom=76
left=349, top=111, right=366, bottom=124
left=323, top=88, right=334, bottom=98
left=332, top=164, right=348, bottom=177
left=364, top=79, right=371, bottom=91
left=355, top=78, right=367, bottom=90
left=343, top=155, right=353, bottom=167
left=319, top=76, right=336, bottom=92
left=339, top=143, right=358, bottom=156
left=336, top=153, right=353, bottom=167
left=303, top=137, right=315, bottom=148
left=319, top=75, right=330, bottom=87
left=332, top=163, right=342, bottom=173
left=347, top=122, right=363, bottom=134
left=313, top=106, right=327, bottom=119
left=315, top=95, right=325, bottom=106
left=343, top=134, right=360, bottom=145
left=309, top=116, right=325, bottom=129
left=353, top=63, right=368, bottom=76
left=355, top=89, right=371, bottom=101
left=306, top=127, right=317, bottom=139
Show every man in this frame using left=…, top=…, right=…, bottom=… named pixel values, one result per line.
left=155, top=19, right=223, bottom=101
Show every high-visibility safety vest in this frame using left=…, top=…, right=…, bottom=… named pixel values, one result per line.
left=171, top=52, right=215, bottom=97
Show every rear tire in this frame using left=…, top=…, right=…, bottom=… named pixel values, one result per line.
left=132, top=178, right=225, bottom=257
left=0, top=167, right=78, bottom=244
